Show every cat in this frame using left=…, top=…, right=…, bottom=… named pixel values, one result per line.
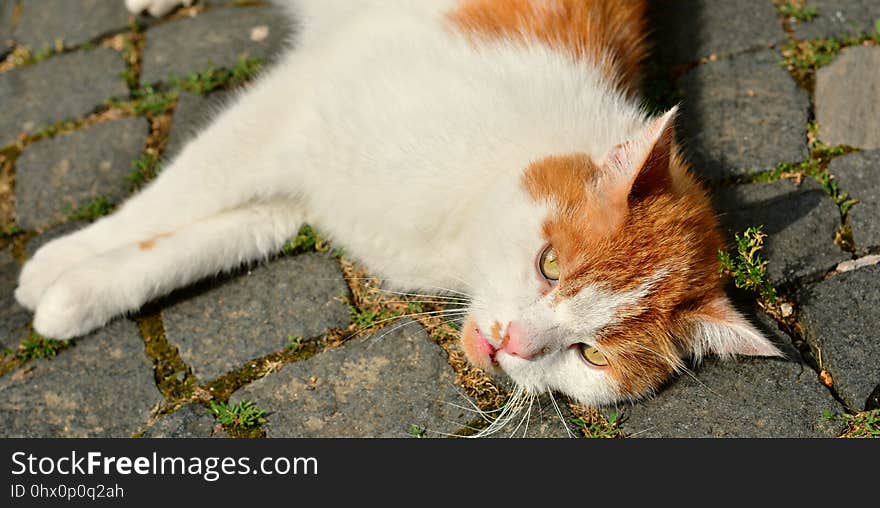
left=15, top=0, right=781, bottom=411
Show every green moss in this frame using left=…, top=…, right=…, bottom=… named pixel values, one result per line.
left=136, top=314, right=197, bottom=402
left=170, top=57, right=263, bottom=96
left=120, top=35, right=141, bottom=91
left=349, top=305, right=400, bottom=329
left=282, top=224, right=329, bottom=255
left=286, top=334, right=303, bottom=352
left=111, top=86, right=178, bottom=116
left=209, top=400, right=266, bottom=438
left=0, top=331, right=74, bottom=378
left=127, top=151, right=161, bottom=192
left=1, top=224, right=21, bottom=238
left=5, top=46, right=56, bottom=68
left=825, top=409, right=880, bottom=438
left=29, top=118, right=85, bottom=143
left=16, top=332, right=73, bottom=361
left=571, top=409, right=624, bottom=439
left=407, top=424, right=427, bottom=438
left=65, top=196, right=114, bottom=222
left=781, top=31, right=880, bottom=87
left=739, top=137, right=857, bottom=220
left=718, top=226, right=778, bottom=305
left=777, top=2, right=818, bottom=22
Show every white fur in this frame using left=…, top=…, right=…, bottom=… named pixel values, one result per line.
left=18, top=1, right=769, bottom=408
left=125, top=0, right=193, bottom=17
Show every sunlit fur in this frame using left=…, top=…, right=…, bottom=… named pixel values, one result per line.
left=18, top=1, right=780, bottom=417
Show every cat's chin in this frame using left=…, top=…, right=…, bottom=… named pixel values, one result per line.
left=460, top=318, right=502, bottom=374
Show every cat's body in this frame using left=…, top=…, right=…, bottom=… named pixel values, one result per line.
left=16, top=0, right=780, bottom=410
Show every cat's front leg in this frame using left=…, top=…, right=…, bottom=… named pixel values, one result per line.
left=32, top=201, right=302, bottom=339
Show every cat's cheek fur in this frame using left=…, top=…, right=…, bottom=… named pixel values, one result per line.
left=497, top=349, right=620, bottom=406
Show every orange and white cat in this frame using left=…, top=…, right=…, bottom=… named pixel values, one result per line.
left=17, top=0, right=780, bottom=409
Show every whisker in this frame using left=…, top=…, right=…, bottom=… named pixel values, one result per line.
left=370, top=279, right=474, bottom=299
left=523, top=393, right=535, bottom=438
left=357, top=308, right=471, bottom=329
left=371, top=289, right=472, bottom=302
left=469, top=385, right=531, bottom=438
left=509, top=392, right=535, bottom=438
left=365, top=318, right=426, bottom=346
left=341, top=278, right=473, bottom=301
left=547, top=389, right=575, bottom=438
left=377, top=300, right=470, bottom=306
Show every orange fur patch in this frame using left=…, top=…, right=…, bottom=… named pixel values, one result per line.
left=447, top=0, right=648, bottom=94
left=138, top=232, right=172, bottom=251
left=138, top=239, right=156, bottom=251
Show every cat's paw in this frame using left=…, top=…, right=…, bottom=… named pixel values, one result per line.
left=125, top=0, right=193, bottom=17
left=15, top=237, right=96, bottom=311
left=32, top=270, right=116, bottom=340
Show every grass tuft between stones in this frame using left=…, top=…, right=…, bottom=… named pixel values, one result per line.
left=824, top=409, right=880, bottom=438
left=0, top=331, right=74, bottom=378
left=209, top=399, right=267, bottom=438
left=775, top=1, right=818, bottom=22
left=780, top=31, right=880, bottom=89
left=169, top=57, right=263, bottom=95
left=569, top=404, right=624, bottom=438
left=718, top=226, right=779, bottom=307
left=64, top=196, right=115, bottom=222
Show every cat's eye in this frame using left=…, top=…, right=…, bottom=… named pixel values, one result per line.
left=539, top=245, right=560, bottom=281
left=579, top=344, right=608, bottom=367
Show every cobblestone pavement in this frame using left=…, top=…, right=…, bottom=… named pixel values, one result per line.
left=1, top=1, right=878, bottom=438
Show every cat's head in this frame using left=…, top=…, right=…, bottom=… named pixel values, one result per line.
left=461, top=108, right=781, bottom=407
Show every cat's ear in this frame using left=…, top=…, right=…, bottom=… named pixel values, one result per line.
left=601, top=107, right=677, bottom=209
left=684, top=294, right=784, bottom=360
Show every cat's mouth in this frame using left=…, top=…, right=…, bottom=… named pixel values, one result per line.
left=461, top=318, right=503, bottom=372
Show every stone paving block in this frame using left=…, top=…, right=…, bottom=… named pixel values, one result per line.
left=140, top=5, right=292, bottom=85
left=163, top=253, right=351, bottom=382
left=0, top=320, right=164, bottom=437
left=713, top=179, right=849, bottom=285
left=13, top=0, right=131, bottom=51
left=165, top=90, right=234, bottom=159
left=829, top=150, right=880, bottom=252
left=618, top=311, right=841, bottom=437
left=140, top=403, right=225, bottom=438
left=230, top=320, right=470, bottom=437
left=619, top=355, right=841, bottom=437
left=799, top=264, right=880, bottom=410
left=678, top=50, right=810, bottom=182
left=649, top=0, right=788, bottom=66
left=0, top=0, right=15, bottom=56
left=815, top=46, right=880, bottom=150
left=14, top=117, right=148, bottom=230
left=791, top=0, right=880, bottom=40
left=0, top=249, right=29, bottom=352
left=0, top=48, right=128, bottom=146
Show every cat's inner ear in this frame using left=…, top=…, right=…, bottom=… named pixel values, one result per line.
left=685, top=294, right=784, bottom=360
left=601, top=107, right=677, bottom=211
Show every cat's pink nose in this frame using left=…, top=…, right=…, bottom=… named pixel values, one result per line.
left=501, top=321, right=538, bottom=360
